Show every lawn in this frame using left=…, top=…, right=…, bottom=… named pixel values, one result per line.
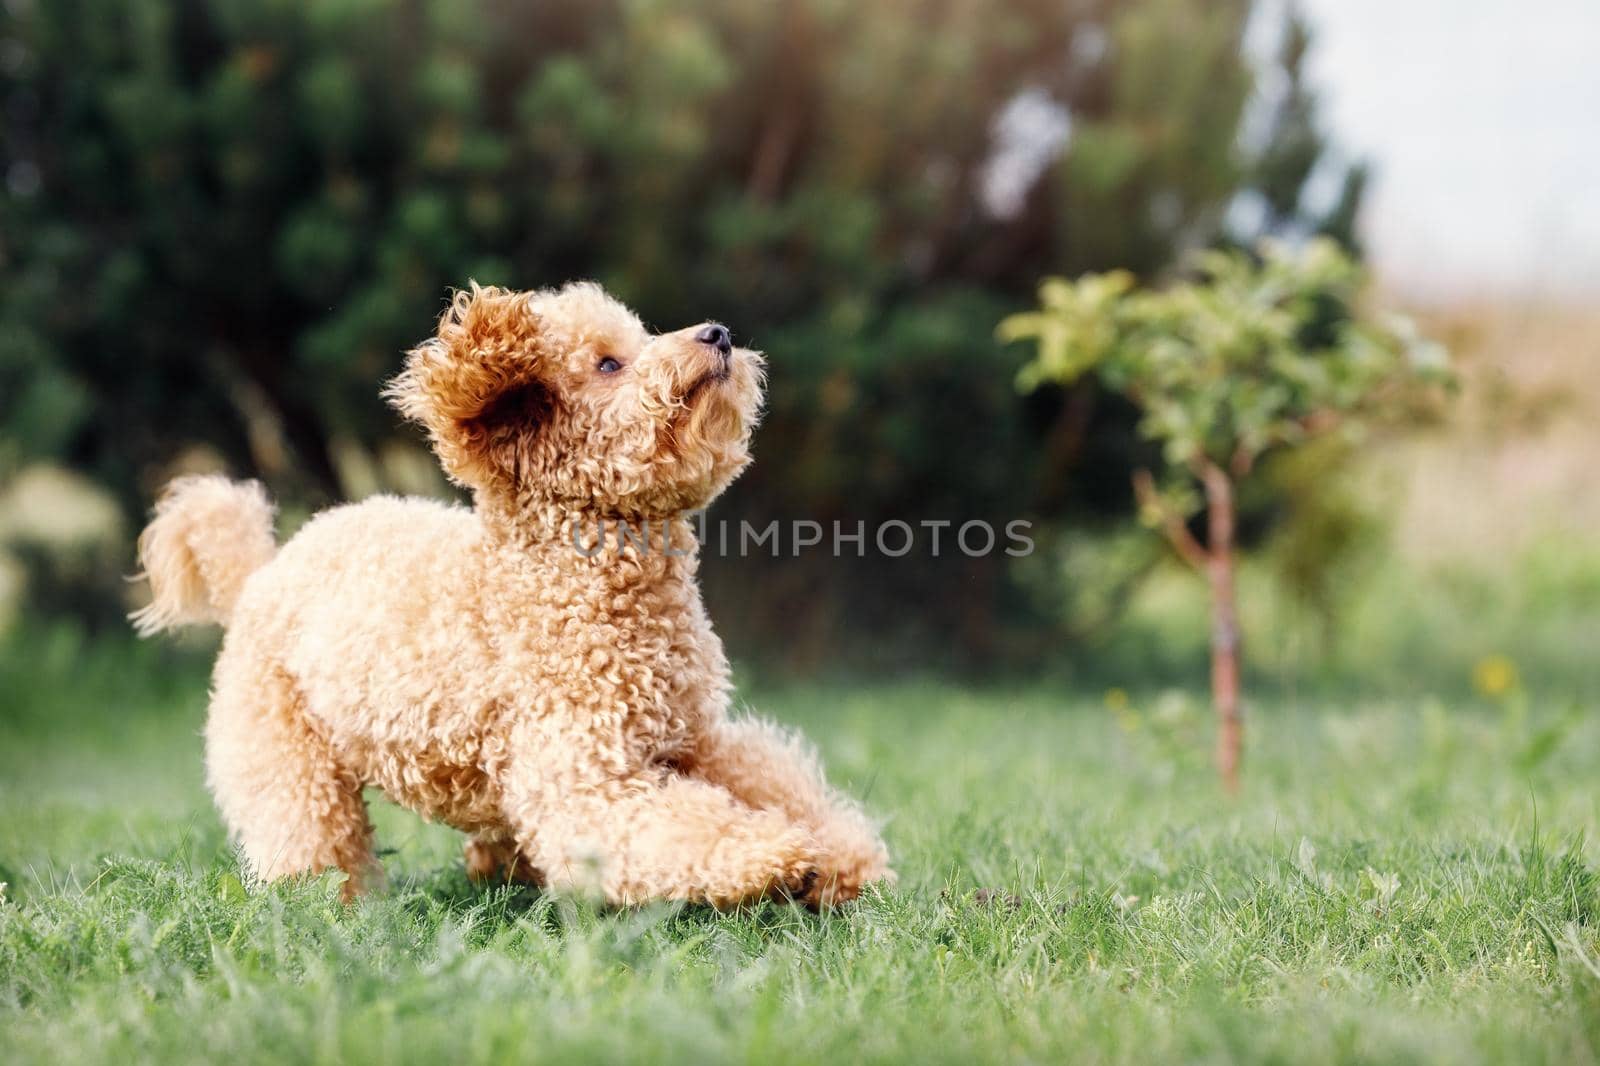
left=2, top=627, right=1599, bottom=1065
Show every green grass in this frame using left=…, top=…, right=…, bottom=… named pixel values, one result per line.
left=3, top=627, right=1600, bottom=1064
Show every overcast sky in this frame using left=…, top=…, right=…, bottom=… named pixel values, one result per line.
left=1297, top=0, right=1600, bottom=300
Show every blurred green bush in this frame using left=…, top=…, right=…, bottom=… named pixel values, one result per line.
left=0, top=0, right=1356, bottom=665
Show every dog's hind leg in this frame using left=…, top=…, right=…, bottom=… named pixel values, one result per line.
left=464, top=830, right=544, bottom=886
left=205, top=643, right=377, bottom=897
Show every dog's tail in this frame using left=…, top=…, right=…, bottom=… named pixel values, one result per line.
left=131, top=475, right=277, bottom=636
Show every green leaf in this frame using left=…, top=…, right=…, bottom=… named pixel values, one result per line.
left=215, top=872, right=248, bottom=904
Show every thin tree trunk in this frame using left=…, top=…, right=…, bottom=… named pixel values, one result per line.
left=1200, top=462, right=1243, bottom=793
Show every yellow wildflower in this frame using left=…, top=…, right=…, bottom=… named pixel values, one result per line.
left=1472, top=654, right=1519, bottom=698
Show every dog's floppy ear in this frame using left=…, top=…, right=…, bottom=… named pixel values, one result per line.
left=386, top=283, right=551, bottom=490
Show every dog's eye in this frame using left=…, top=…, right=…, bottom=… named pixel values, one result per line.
left=597, top=356, right=622, bottom=374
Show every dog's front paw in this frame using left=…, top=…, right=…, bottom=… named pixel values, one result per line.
left=802, top=813, right=894, bottom=908
left=800, top=850, right=895, bottom=908
left=759, top=824, right=825, bottom=906
left=771, top=865, right=820, bottom=906
left=695, top=817, right=821, bottom=910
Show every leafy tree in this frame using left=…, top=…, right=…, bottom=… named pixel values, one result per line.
left=1001, top=239, right=1449, bottom=787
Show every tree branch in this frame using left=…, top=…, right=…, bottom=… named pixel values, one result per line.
left=1132, top=468, right=1210, bottom=571
left=1238, top=408, right=1346, bottom=474
left=1229, top=445, right=1255, bottom=479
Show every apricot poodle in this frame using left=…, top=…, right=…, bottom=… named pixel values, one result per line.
left=133, top=282, right=892, bottom=907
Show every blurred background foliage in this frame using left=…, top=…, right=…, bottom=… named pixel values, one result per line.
left=0, top=0, right=1402, bottom=669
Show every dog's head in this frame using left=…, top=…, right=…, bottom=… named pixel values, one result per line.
left=387, top=282, right=764, bottom=518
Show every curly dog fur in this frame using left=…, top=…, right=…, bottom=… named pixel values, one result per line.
left=133, top=281, right=892, bottom=907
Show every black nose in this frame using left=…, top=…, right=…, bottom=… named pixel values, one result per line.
left=696, top=323, right=733, bottom=357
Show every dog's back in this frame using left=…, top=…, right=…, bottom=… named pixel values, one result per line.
left=230, top=491, right=516, bottom=832
left=238, top=494, right=495, bottom=729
